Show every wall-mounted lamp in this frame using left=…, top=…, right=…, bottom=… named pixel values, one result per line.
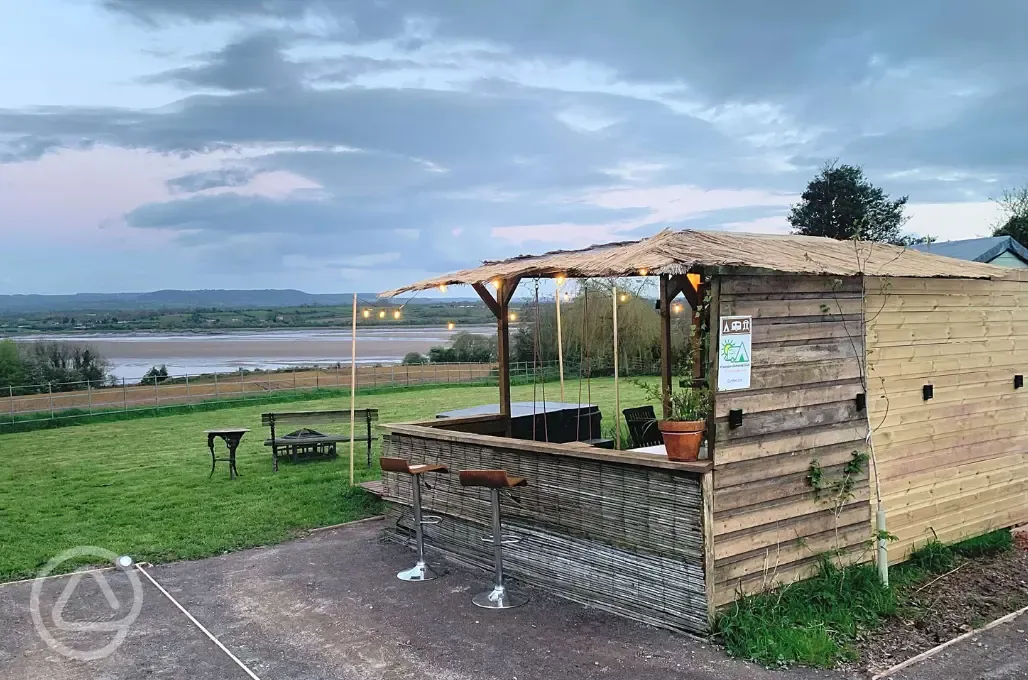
left=728, top=409, right=743, bottom=429
left=855, top=393, right=867, bottom=412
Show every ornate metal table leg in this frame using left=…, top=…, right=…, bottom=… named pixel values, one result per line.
left=227, top=435, right=241, bottom=479
left=208, top=433, right=217, bottom=479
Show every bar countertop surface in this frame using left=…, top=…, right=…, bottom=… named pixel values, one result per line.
left=383, top=421, right=712, bottom=474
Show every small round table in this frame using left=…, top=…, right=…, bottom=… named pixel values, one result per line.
left=205, top=428, right=249, bottom=479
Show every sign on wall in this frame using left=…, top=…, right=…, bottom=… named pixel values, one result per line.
left=717, top=315, right=752, bottom=391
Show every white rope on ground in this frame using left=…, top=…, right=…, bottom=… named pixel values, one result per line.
left=872, top=601, right=1028, bottom=679
left=0, top=566, right=117, bottom=589
left=135, top=564, right=263, bottom=680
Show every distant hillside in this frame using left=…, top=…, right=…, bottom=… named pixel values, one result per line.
left=0, top=290, right=466, bottom=314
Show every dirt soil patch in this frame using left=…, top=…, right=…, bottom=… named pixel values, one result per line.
left=852, top=537, right=1028, bottom=675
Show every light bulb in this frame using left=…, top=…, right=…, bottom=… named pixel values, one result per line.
left=447, top=322, right=455, bottom=330
left=438, top=284, right=447, bottom=293
left=362, top=309, right=370, bottom=319
left=672, top=303, right=682, bottom=314
left=378, top=310, right=386, bottom=319
left=393, top=310, right=401, bottom=320
left=555, top=274, right=566, bottom=286
left=620, top=294, right=628, bottom=303
left=638, top=268, right=649, bottom=276
left=491, top=278, right=502, bottom=289
left=508, top=311, right=518, bottom=322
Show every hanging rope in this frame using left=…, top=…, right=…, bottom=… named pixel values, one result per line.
left=532, top=280, right=538, bottom=442
left=576, top=281, right=585, bottom=441
left=532, top=279, right=549, bottom=442
left=584, top=286, right=593, bottom=439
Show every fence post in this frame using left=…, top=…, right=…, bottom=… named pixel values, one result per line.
left=390, top=364, right=395, bottom=386
left=185, top=374, right=190, bottom=403
left=215, top=373, right=219, bottom=399
left=87, top=379, right=92, bottom=414
left=316, top=368, right=319, bottom=390
left=405, top=365, right=409, bottom=386
left=154, top=375, right=159, bottom=408
left=122, top=377, right=127, bottom=411
left=48, top=382, right=54, bottom=420
left=292, top=367, right=296, bottom=391
left=240, top=369, right=245, bottom=398
left=9, top=385, right=14, bottom=424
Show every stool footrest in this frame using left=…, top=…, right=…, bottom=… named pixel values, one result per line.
left=419, top=515, right=441, bottom=526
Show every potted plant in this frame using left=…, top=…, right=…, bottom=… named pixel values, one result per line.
left=635, top=381, right=709, bottom=461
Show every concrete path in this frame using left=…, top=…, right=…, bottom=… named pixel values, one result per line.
left=0, top=520, right=827, bottom=680
left=3, top=520, right=1026, bottom=680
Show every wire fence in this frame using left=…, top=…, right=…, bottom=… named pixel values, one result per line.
left=1, top=358, right=661, bottom=427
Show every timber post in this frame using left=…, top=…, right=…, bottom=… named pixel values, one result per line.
left=473, top=276, right=521, bottom=435
left=659, top=274, right=673, bottom=419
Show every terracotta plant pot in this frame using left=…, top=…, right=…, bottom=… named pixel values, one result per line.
left=658, top=420, right=705, bottom=461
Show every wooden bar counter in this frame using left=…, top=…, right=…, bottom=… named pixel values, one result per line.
left=380, top=415, right=714, bottom=633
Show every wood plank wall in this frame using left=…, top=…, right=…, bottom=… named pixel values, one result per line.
left=711, top=274, right=871, bottom=606
left=865, top=272, right=1028, bottom=560
left=381, top=429, right=712, bottom=632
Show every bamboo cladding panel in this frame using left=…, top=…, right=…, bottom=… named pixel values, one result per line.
left=866, top=274, right=1028, bottom=560
left=712, top=274, right=871, bottom=607
left=380, top=430, right=711, bottom=633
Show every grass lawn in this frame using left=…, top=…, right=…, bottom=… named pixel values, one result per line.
left=0, top=377, right=656, bottom=581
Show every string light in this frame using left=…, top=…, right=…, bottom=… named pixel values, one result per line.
left=619, top=293, right=628, bottom=303
left=378, top=310, right=386, bottom=319
left=438, top=284, right=447, bottom=293
left=672, top=303, right=683, bottom=314
left=362, top=309, right=371, bottom=319
left=638, top=268, right=649, bottom=276
left=393, top=310, right=401, bottom=320
left=447, top=321, right=455, bottom=330
left=491, top=278, right=502, bottom=290
left=555, top=274, right=566, bottom=286
left=508, top=311, right=518, bottom=322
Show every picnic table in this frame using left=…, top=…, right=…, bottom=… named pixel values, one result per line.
left=262, top=409, right=379, bottom=471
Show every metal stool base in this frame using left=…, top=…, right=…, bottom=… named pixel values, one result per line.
left=397, top=560, right=444, bottom=582
left=472, top=585, right=528, bottom=609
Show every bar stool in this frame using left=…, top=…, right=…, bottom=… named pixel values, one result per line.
left=458, top=469, right=529, bottom=609
left=380, top=457, right=448, bottom=582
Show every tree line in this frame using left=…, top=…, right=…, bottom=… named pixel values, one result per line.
left=0, top=339, right=114, bottom=393
left=401, top=281, right=697, bottom=377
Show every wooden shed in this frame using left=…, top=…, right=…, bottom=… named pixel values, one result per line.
left=376, top=229, right=1027, bottom=633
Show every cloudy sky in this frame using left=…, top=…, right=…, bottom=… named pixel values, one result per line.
left=1, top=0, right=1024, bottom=294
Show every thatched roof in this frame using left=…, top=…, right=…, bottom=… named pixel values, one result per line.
left=379, top=229, right=1004, bottom=297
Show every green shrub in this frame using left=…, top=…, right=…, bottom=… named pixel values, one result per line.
left=717, top=558, right=895, bottom=668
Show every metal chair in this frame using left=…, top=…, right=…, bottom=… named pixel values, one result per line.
left=380, top=457, right=448, bottom=581
left=622, top=405, right=663, bottom=448
left=458, top=469, right=529, bottom=609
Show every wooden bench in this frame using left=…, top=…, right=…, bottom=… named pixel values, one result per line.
left=261, top=409, right=379, bottom=471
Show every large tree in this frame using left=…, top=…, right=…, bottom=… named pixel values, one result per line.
left=788, top=161, right=926, bottom=245
left=992, top=184, right=1028, bottom=244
